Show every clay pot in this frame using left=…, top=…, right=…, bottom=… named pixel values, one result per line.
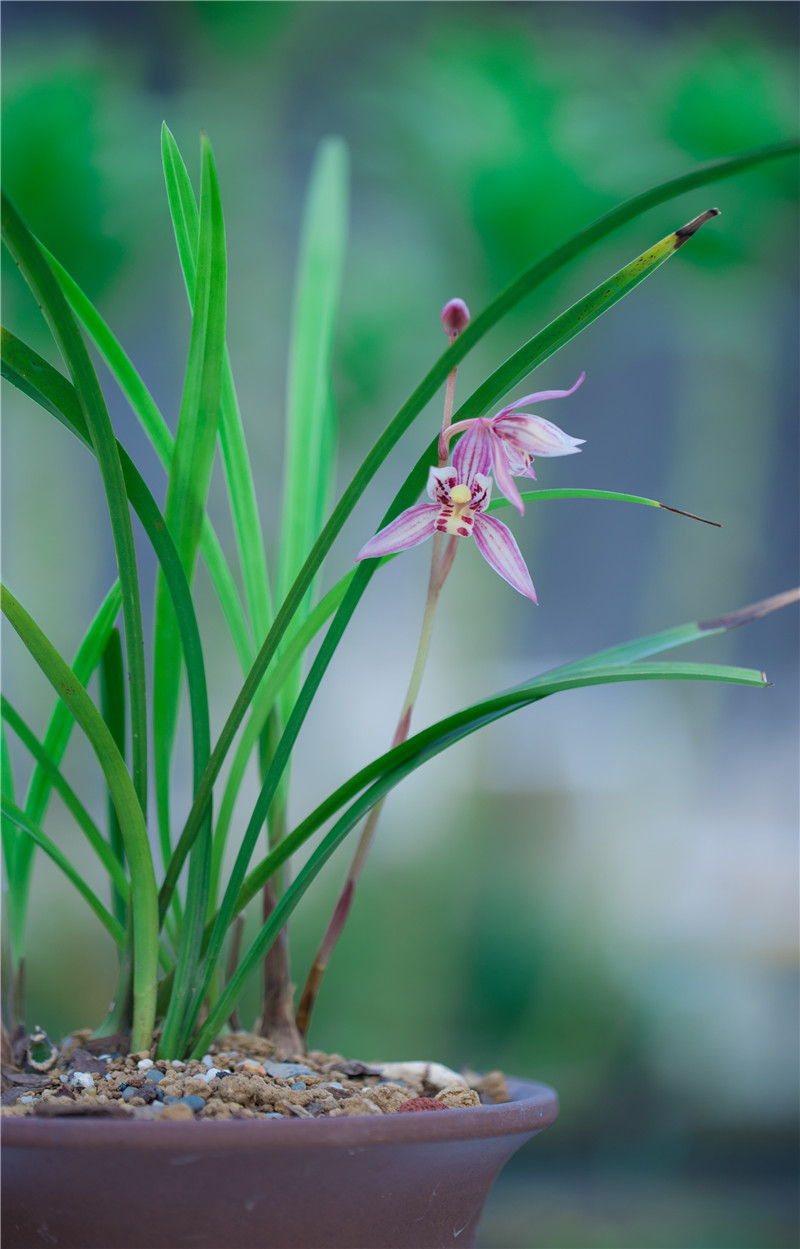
left=2, top=1076, right=557, bottom=1249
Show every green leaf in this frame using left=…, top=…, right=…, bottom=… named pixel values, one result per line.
left=5, top=582, right=122, bottom=973
left=209, top=567, right=357, bottom=910
left=452, top=210, right=722, bottom=427
left=276, top=138, right=349, bottom=722
left=0, top=327, right=252, bottom=689
left=1, top=586, right=158, bottom=1052
left=2, top=696, right=130, bottom=905
left=168, top=142, right=798, bottom=892
left=152, top=133, right=227, bottom=870
left=229, top=589, right=796, bottom=923
left=189, top=656, right=767, bottom=1054
left=1, top=193, right=149, bottom=815
left=1, top=799, right=125, bottom=949
left=488, top=487, right=720, bottom=527
left=1, top=322, right=217, bottom=1044
left=1, top=331, right=212, bottom=846
left=161, top=123, right=272, bottom=647
left=19, top=242, right=257, bottom=673
left=99, top=629, right=128, bottom=927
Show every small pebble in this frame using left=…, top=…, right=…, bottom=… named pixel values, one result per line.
left=397, top=1097, right=449, bottom=1113
left=180, top=1095, right=206, bottom=1113
left=136, top=1058, right=154, bottom=1071
left=201, top=1067, right=231, bottom=1082
left=170, top=1060, right=185, bottom=1069
left=144, top=1070, right=167, bottom=1084
left=201, top=1054, right=215, bottom=1067
left=291, top=1081, right=307, bottom=1091
left=264, top=1061, right=313, bottom=1079
left=379, top=1061, right=467, bottom=1091
left=69, top=1072, right=95, bottom=1091
left=121, top=1086, right=141, bottom=1102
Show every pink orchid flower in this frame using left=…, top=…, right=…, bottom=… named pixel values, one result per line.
left=443, top=373, right=586, bottom=515
left=356, top=423, right=537, bottom=601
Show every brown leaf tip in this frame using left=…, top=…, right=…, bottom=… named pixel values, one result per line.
left=674, top=208, right=721, bottom=248
left=699, top=587, right=800, bottom=632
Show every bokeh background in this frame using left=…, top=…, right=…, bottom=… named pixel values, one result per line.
left=2, top=3, right=798, bottom=1246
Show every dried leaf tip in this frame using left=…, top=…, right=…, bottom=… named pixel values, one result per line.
left=699, top=587, right=800, bottom=632
left=659, top=503, right=721, bottom=527
left=674, top=208, right=721, bottom=248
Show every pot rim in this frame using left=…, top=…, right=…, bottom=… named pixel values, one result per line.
left=1, top=1076, right=557, bottom=1150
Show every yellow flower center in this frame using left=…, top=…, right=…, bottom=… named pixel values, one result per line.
left=449, top=484, right=471, bottom=505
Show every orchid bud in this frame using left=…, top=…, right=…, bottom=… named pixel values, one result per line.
left=441, top=298, right=470, bottom=340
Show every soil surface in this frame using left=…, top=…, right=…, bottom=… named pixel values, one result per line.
left=1, top=1028, right=509, bottom=1122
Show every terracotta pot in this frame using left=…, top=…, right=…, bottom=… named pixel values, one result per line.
left=2, top=1076, right=557, bottom=1249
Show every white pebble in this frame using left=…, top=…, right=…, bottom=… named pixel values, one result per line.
left=377, top=1061, right=467, bottom=1090
left=20, top=1095, right=35, bottom=1104
left=136, top=1058, right=154, bottom=1071
left=201, top=1054, right=214, bottom=1067
left=171, top=1060, right=185, bottom=1068
left=70, top=1072, right=95, bottom=1090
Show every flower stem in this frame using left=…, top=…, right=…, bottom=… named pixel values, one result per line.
left=295, top=534, right=457, bottom=1040
left=295, top=308, right=468, bottom=1042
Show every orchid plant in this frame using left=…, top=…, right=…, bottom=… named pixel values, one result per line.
left=2, top=128, right=798, bottom=1063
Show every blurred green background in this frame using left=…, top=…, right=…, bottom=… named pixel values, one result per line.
left=2, top=3, right=798, bottom=1246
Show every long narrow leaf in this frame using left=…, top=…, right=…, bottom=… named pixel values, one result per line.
left=161, top=123, right=273, bottom=645
left=2, top=334, right=214, bottom=1042
left=152, top=133, right=227, bottom=872
left=184, top=574, right=768, bottom=1044
left=13, top=247, right=257, bottom=672
left=1, top=194, right=149, bottom=814
left=1, top=331, right=212, bottom=847
left=276, top=138, right=349, bottom=723
left=229, top=588, right=796, bottom=920
left=1, top=327, right=253, bottom=677
left=1, top=586, right=158, bottom=1051
left=452, top=209, right=722, bottom=433
left=0, top=331, right=219, bottom=1010
left=99, top=629, right=128, bottom=926
left=488, top=486, right=720, bottom=525
left=219, top=210, right=723, bottom=868
left=2, top=577, right=122, bottom=971
left=2, top=697, right=130, bottom=903
left=1, top=799, right=125, bottom=948
left=209, top=567, right=356, bottom=908
left=163, top=143, right=798, bottom=919
left=189, top=657, right=767, bottom=1054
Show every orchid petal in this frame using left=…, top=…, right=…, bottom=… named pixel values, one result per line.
left=503, top=442, right=537, bottom=480
left=493, top=373, right=585, bottom=419
left=493, top=414, right=585, bottom=458
left=488, top=428, right=526, bottom=515
left=453, top=420, right=492, bottom=483
left=427, top=466, right=458, bottom=505
left=355, top=504, right=438, bottom=561
left=472, top=514, right=537, bottom=602
left=469, top=471, right=492, bottom=514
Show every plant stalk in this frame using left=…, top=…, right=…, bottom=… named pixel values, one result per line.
left=255, top=710, right=304, bottom=1055
left=295, top=346, right=464, bottom=1041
